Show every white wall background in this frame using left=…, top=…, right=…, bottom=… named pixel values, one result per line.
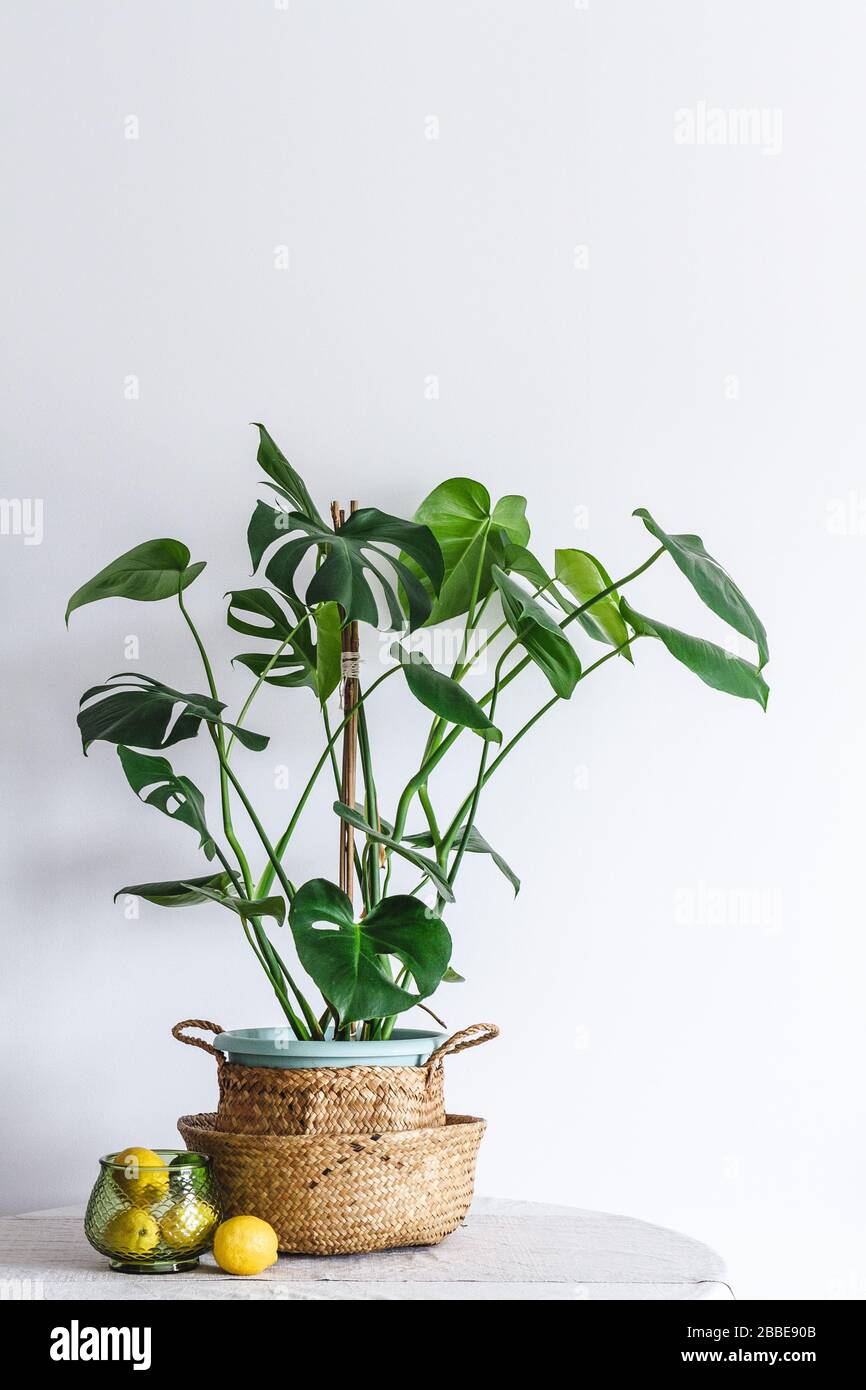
left=1, top=1, right=863, bottom=1299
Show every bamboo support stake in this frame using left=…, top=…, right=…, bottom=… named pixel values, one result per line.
left=332, top=501, right=360, bottom=904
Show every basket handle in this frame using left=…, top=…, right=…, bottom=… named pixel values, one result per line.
left=171, top=1019, right=225, bottom=1058
left=425, top=1022, right=499, bottom=1071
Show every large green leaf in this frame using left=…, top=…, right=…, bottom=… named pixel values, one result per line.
left=406, top=825, right=520, bottom=895
left=184, top=883, right=286, bottom=925
left=407, top=478, right=530, bottom=625
left=262, top=508, right=443, bottom=632
left=391, top=645, right=501, bottom=741
left=289, top=878, right=452, bottom=1023
left=66, top=540, right=205, bottom=625
left=117, top=746, right=215, bottom=859
left=491, top=567, right=581, bottom=698
left=634, top=509, right=769, bottom=671
left=332, top=802, right=456, bottom=902
left=114, top=873, right=233, bottom=907
left=554, top=549, right=633, bottom=660
left=77, top=674, right=268, bottom=754
left=621, top=599, right=769, bottom=709
left=253, top=424, right=324, bottom=526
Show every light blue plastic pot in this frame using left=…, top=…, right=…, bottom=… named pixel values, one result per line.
left=212, top=1026, right=448, bottom=1070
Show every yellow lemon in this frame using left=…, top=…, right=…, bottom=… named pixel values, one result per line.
left=103, top=1207, right=160, bottom=1257
left=113, top=1147, right=169, bottom=1204
left=213, top=1215, right=278, bottom=1275
left=160, top=1197, right=218, bottom=1252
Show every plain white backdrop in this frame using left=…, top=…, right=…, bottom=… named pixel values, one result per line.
left=2, top=1, right=864, bottom=1299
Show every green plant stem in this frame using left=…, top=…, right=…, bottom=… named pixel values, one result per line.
left=255, top=665, right=399, bottom=899
left=418, top=785, right=441, bottom=848
left=389, top=548, right=665, bottom=849
left=248, top=922, right=310, bottom=1037
left=452, top=531, right=489, bottom=676
left=198, top=728, right=308, bottom=1037
left=465, top=614, right=507, bottom=671
left=446, top=654, right=504, bottom=891
left=356, top=703, right=382, bottom=906
left=216, top=758, right=319, bottom=1037
left=210, top=841, right=307, bottom=1036
left=475, top=547, right=664, bottom=715
left=379, top=965, right=412, bottom=1040
left=175, top=592, right=309, bottom=1030
left=266, top=940, right=325, bottom=1039
left=416, top=549, right=491, bottom=776
left=439, top=636, right=639, bottom=879
left=322, top=702, right=367, bottom=906
left=177, top=590, right=255, bottom=895
left=224, top=612, right=312, bottom=762
left=176, top=591, right=323, bottom=1035
left=384, top=544, right=492, bottom=892
left=217, top=748, right=297, bottom=904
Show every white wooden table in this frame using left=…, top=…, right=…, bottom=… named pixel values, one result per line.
left=0, top=1198, right=731, bottom=1300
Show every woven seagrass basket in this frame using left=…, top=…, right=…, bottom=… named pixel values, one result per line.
left=172, top=1019, right=498, bottom=1136
left=176, top=1111, right=486, bottom=1254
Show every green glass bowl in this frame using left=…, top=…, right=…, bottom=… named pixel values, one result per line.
left=84, top=1149, right=221, bottom=1273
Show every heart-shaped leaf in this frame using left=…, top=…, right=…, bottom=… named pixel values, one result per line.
left=260, top=508, right=443, bottom=631
left=77, top=674, right=268, bottom=754
left=406, top=824, right=520, bottom=895
left=407, top=478, right=530, bottom=625
left=117, top=746, right=215, bottom=859
left=554, top=549, right=633, bottom=660
left=184, top=883, right=286, bottom=925
left=492, top=567, right=581, bottom=699
left=66, top=540, right=205, bottom=625
left=332, top=802, right=456, bottom=902
left=289, top=878, right=452, bottom=1023
left=390, top=645, right=501, bottom=741
left=114, top=872, right=233, bottom=907
left=634, top=509, right=769, bottom=671
left=621, top=599, right=769, bottom=709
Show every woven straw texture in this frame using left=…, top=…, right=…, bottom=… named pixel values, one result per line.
left=177, top=1111, right=486, bottom=1254
left=215, top=1059, right=445, bottom=1135
left=172, top=1020, right=498, bottom=1137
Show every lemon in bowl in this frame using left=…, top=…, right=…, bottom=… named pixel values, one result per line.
left=160, top=1196, right=219, bottom=1252
left=112, top=1146, right=170, bottom=1204
left=103, top=1207, right=160, bottom=1257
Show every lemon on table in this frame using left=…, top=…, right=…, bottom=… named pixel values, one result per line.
left=160, top=1197, right=218, bottom=1252
left=213, top=1216, right=278, bottom=1275
left=103, top=1207, right=160, bottom=1257
left=113, top=1147, right=169, bottom=1204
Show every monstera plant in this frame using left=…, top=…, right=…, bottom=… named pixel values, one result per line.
left=67, top=426, right=769, bottom=1042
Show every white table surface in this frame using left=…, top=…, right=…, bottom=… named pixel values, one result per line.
left=0, top=1198, right=732, bottom=1300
